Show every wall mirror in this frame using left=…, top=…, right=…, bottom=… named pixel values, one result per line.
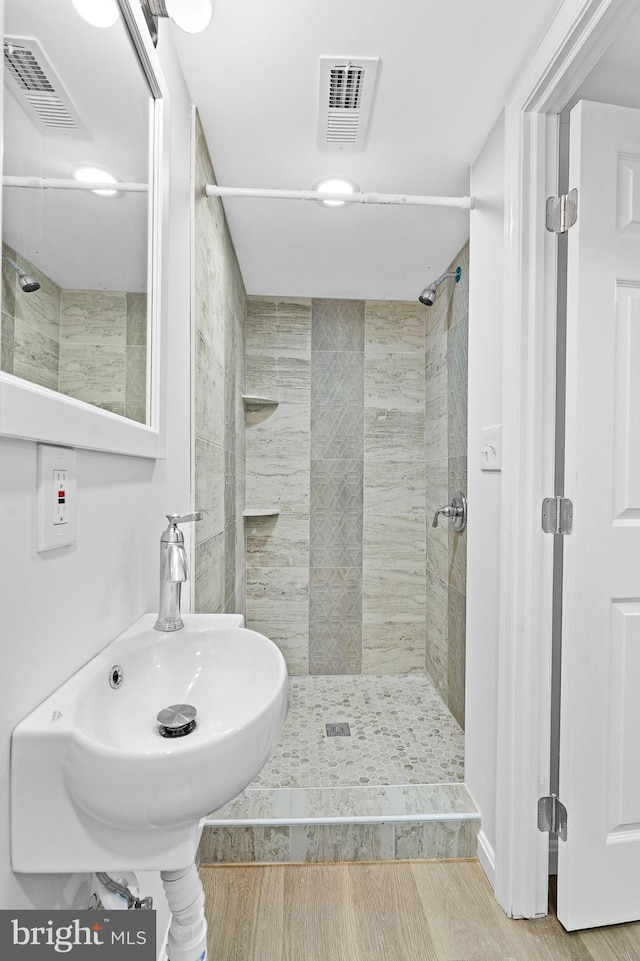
left=0, top=0, right=166, bottom=458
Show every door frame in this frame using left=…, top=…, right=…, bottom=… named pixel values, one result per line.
left=494, top=0, right=640, bottom=919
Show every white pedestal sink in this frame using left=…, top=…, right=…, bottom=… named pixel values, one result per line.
left=11, top=614, right=287, bottom=872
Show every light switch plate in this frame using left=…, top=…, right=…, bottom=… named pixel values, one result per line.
left=37, top=444, right=77, bottom=551
left=481, top=425, right=502, bottom=471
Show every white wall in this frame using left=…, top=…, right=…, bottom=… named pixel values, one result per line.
left=0, top=18, right=194, bottom=947
left=465, top=111, right=506, bottom=883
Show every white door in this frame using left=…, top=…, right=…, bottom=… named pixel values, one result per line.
left=559, top=98, right=640, bottom=930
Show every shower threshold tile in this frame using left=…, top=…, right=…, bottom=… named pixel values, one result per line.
left=204, top=783, right=479, bottom=826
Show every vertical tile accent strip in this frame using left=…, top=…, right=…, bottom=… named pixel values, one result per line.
left=309, top=300, right=364, bottom=675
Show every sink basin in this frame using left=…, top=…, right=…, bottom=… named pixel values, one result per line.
left=11, top=614, right=287, bottom=872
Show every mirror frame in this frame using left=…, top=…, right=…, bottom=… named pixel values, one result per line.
left=0, top=0, right=168, bottom=458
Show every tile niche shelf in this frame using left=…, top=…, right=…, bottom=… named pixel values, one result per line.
left=242, top=508, right=280, bottom=518
left=242, top=395, right=279, bottom=412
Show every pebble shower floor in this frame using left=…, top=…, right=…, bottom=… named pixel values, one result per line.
left=250, top=673, right=465, bottom=790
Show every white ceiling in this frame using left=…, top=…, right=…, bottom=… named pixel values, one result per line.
left=170, top=0, right=567, bottom=301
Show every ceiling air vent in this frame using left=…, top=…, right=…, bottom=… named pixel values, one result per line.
left=4, top=37, right=90, bottom=138
left=317, top=56, right=380, bottom=152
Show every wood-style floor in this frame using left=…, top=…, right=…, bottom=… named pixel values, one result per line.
left=199, top=859, right=640, bottom=961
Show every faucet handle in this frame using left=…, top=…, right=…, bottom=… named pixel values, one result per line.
left=166, top=512, right=204, bottom=526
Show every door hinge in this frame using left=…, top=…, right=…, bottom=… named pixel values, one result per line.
left=538, top=794, right=568, bottom=841
left=542, top=496, right=573, bottom=534
left=546, top=187, right=578, bottom=233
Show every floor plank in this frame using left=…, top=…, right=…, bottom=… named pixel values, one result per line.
left=199, top=860, right=640, bottom=961
left=347, top=861, right=439, bottom=961
left=201, top=863, right=284, bottom=961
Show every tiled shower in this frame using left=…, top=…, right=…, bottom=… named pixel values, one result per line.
left=193, top=113, right=474, bottom=861
left=1, top=242, right=147, bottom=421
left=244, top=251, right=469, bottom=727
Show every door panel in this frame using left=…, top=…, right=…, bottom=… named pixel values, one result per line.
left=559, top=99, right=640, bottom=931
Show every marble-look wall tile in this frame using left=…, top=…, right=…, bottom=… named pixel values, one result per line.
left=14, top=255, right=61, bottom=344
left=364, top=408, right=425, bottom=463
left=234, top=516, right=246, bottom=614
left=125, top=345, right=146, bottom=423
left=1, top=312, right=15, bottom=373
left=309, top=568, right=362, bottom=675
left=246, top=567, right=309, bottom=673
left=195, top=329, right=225, bottom=448
left=247, top=614, right=308, bottom=675
left=362, top=616, right=425, bottom=674
left=452, top=242, right=470, bottom=328
left=193, top=111, right=246, bottom=622
left=126, top=293, right=147, bottom=346
left=245, top=349, right=311, bottom=399
left=224, top=521, right=237, bottom=609
left=363, top=514, right=425, bottom=569
left=246, top=297, right=311, bottom=400
left=194, top=530, right=226, bottom=613
left=310, top=459, right=363, bottom=569
left=363, top=460, right=425, bottom=516
left=195, top=439, right=226, bottom=543
left=424, top=400, right=447, bottom=464
left=2, top=244, right=16, bottom=319
left=246, top=397, right=310, bottom=459
left=425, top=568, right=448, bottom=699
left=394, top=818, right=477, bottom=859
left=311, top=351, right=364, bottom=460
left=60, top=290, right=126, bottom=345
left=363, top=565, right=426, bottom=621
left=365, top=353, right=424, bottom=409
left=289, top=823, right=394, bottom=862
left=448, top=387, right=467, bottom=460
left=247, top=296, right=312, bottom=351
left=365, top=301, right=425, bottom=353
left=312, top=299, right=364, bottom=352
left=425, top=458, right=449, bottom=583
left=448, top=586, right=466, bottom=729
left=425, top=331, right=447, bottom=406
left=448, top=311, right=468, bottom=394
left=246, top=455, right=310, bottom=513
left=13, top=321, right=59, bottom=392
left=58, top=343, right=124, bottom=405
left=246, top=513, right=310, bottom=568
left=198, top=825, right=290, bottom=864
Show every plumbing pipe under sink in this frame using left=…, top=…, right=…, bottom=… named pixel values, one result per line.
left=161, top=865, right=207, bottom=961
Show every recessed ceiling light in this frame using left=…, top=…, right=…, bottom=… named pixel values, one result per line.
left=71, top=0, right=119, bottom=29
left=74, top=166, right=120, bottom=198
left=315, top=178, right=359, bottom=207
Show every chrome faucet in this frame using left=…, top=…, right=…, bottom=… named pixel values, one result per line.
left=154, top=512, right=203, bottom=632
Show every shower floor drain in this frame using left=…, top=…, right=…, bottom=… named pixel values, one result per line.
left=325, top=722, right=351, bottom=737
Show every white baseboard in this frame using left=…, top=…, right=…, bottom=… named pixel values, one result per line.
left=476, top=829, right=496, bottom=889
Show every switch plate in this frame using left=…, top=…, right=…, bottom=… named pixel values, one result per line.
left=37, top=445, right=77, bottom=551
left=481, top=425, right=502, bottom=471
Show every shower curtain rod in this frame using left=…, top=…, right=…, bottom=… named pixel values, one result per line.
left=205, top=184, right=476, bottom=209
left=3, top=176, right=148, bottom=192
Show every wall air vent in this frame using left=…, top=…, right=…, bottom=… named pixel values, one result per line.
left=4, top=37, right=90, bottom=138
left=317, top=56, right=380, bottom=152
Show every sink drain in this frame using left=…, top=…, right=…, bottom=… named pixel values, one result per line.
left=109, top=665, right=124, bottom=689
left=157, top=704, right=197, bottom=738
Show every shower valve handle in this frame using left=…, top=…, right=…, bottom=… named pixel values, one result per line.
left=432, top=493, right=467, bottom=533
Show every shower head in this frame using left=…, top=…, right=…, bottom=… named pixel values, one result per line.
left=418, top=284, right=437, bottom=306
left=17, top=269, right=40, bottom=293
left=4, top=258, right=41, bottom=293
left=418, top=265, right=462, bottom=306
